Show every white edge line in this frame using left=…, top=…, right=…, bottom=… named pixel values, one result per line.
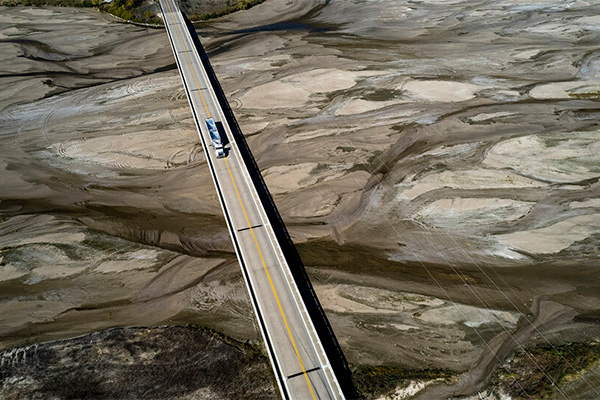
left=159, top=1, right=290, bottom=398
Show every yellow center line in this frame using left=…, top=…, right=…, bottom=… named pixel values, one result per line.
left=164, top=0, right=211, bottom=117
left=163, top=1, right=318, bottom=398
left=224, top=157, right=317, bottom=400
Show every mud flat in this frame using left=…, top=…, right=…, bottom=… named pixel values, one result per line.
left=1, top=1, right=600, bottom=399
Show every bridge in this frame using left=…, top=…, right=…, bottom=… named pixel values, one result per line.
left=158, top=1, right=347, bottom=398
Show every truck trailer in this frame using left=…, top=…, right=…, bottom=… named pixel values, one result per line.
left=205, top=117, right=226, bottom=159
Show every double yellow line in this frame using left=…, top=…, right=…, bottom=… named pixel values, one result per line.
left=162, top=1, right=317, bottom=398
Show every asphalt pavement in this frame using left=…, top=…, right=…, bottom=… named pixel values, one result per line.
left=158, top=1, right=345, bottom=398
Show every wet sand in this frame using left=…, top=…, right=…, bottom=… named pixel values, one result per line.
left=1, top=1, right=600, bottom=398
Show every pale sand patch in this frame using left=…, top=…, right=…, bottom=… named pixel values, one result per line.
left=398, top=79, right=486, bottom=102
left=496, top=214, right=600, bottom=254
left=335, top=98, right=405, bottom=116
left=320, top=166, right=360, bottom=184
left=470, top=111, right=516, bottom=122
left=0, top=263, right=28, bottom=282
left=93, top=75, right=181, bottom=105
left=267, top=54, right=292, bottom=62
left=316, top=284, right=447, bottom=314
left=419, top=304, right=520, bottom=328
left=571, top=199, right=600, bottom=209
left=0, top=27, right=20, bottom=40
left=415, top=198, right=535, bottom=228
left=285, top=68, right=381, bottom=92
left=397, top=169, right=544, bottom=200
left=486, top=244, right=529, bottom=261
left=382, top=380, right=445, bottom=400
left=316, top=285, right=398, bottom=314
left=0, top=215, right=85, bottom=248
left=240, top=80, right=312, bottom=109
left=240, top=68, right=382, bottom=109
left=389, top=323, right=415, bottom=331
left=229, top=59, right=278, bottom=71
left=57, top=129, right=195, bottom=170
left=240, top=121, right=269, bottom=135
left=95, top=249, right=160, bottom=274
left=483, top=131, right=600, bottom=183
left=0, top=242, right=91, bottom=285
left=96, top=260, right=154, bottom=274
left=412, top=297, right=445, bottom=307
left=19, top=8, right=58, bottom=16
left=286, top=190, right=339, bottom=218
left=529, top=80, right=600, bottom=99
left=574, top=15, right=600, bottom=28
left=280, top=170, right=369, bottom=218
left=512, top=49, right=542, bottom=60
left=264, top=162, right=357, bottom=195
left=338, top=284, right=445, bottom=311
left=262, top=162, right=318, bottom=194
left=456, top=389, right=501, bottom=400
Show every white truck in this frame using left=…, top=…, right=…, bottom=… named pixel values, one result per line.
left=205, top=117, right=226, bottom=159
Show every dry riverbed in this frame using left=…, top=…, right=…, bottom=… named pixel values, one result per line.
left=1, top=1, right=599, bottom=399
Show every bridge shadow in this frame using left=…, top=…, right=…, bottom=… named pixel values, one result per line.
left=182, top=15, right=359, bottom=399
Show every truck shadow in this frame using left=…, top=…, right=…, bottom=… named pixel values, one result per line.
left=215, top=121, right=230, bottom=147
left=214, top=121, right=231, bottom=157
left=182, top=15, right=359, bottom=399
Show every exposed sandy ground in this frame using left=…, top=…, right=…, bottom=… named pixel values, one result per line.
left=1, top=0, right=600, bottom=399
left=399, top=80, right=487, bottom=103
left=496, top=214, right=600, bottom=254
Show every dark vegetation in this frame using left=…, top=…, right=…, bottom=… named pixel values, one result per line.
left=361, top=88, right=404, bottom=102
left=352, top=364, right=456, bottom=399
left=0, top=0, right=267, bottom=24
left=186, top=0, right=266, bottom=21
left=494, top=342, right=600, bottom=399
left=0, top=325, right=276, bottom=399
left=102, top=0, right=162, bottom=24
left=0, top=0, right=162, bottom=25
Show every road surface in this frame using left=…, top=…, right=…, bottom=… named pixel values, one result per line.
left=158, top=1, right=345, bottom=399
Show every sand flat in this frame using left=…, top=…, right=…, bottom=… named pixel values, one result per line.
left=570, top=199, right=600, bottom=209
left=496, top=214, right=600, bottom=254
left=335, top=98, right=403, bottom=116
left=397, top=169, right=544, bottom=200
left=240, top=68, right=382, bottom=109
left=399, top=80, right=487, bottom=102
left=262, top=162, right=319, bottom=194
left=529, top=80, right=600, bottom=99
left=483, top=131, right=600, bottom=183
left=415, top=198, right=535, bottom=228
